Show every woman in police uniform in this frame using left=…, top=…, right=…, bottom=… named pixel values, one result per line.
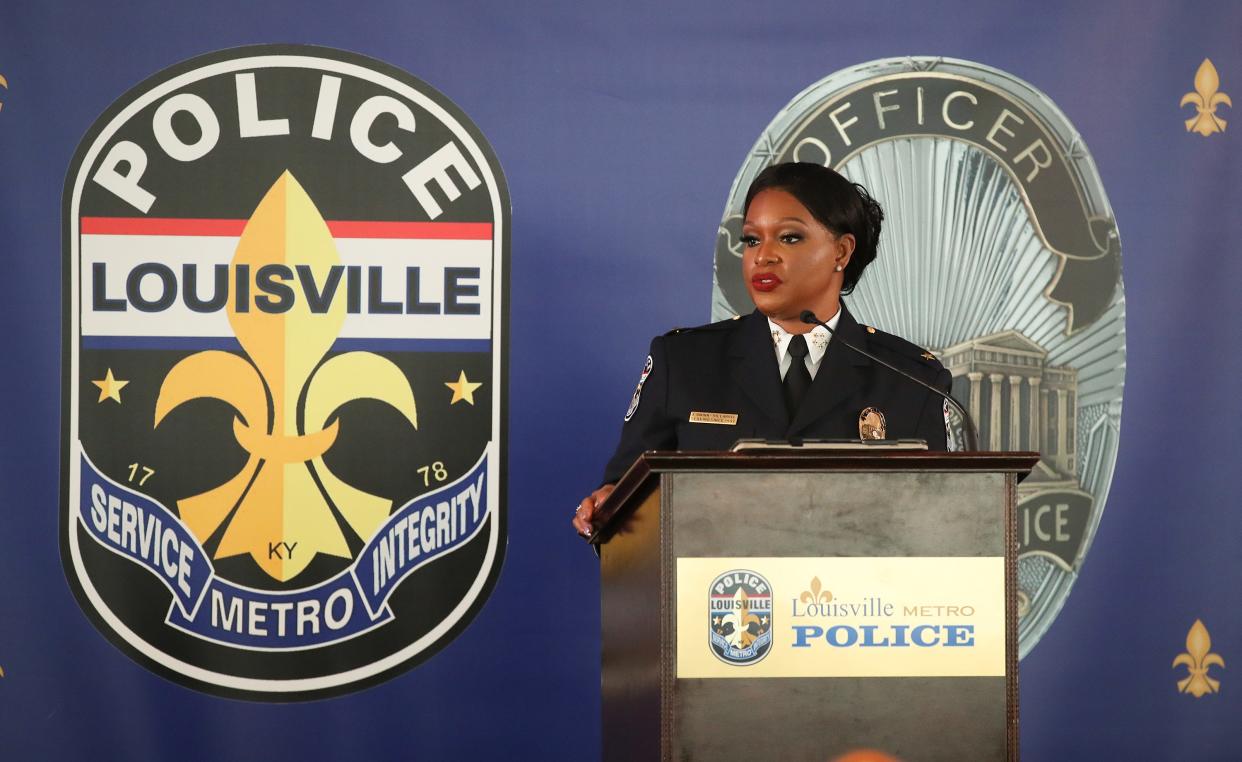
left=572, top=162, right=952, bottom=536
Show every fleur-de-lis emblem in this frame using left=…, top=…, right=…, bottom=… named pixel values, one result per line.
left=800, top=576, right=833, bottom=605
left=724, top=588, right=762, bottom=648
left=1172, top=619, right=1225, bottom=697
left=1180, top=59, right=1232, bottom=136
left=0, top=73, right=8, bottom=112
left=155, top=172, right=418, bottom=582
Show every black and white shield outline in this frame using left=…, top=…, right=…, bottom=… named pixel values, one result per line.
left=60, top=44, right=509, bottom=701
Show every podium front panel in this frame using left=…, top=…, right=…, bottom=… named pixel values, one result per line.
left=666, top=470, right=1009, bottom=761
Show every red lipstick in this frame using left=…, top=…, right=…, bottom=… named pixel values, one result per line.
left=751, top=273, right=781, bottom=292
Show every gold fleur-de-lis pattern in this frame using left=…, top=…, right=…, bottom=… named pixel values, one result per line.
left=154, top=171, right=418, bottom=582
left=1172, top=619, right=1225, bottom=697
left=0, top=73, right=8, bottom=112
left=1180, top=59, right=1232, bottom=136
left=800, top=576, right=833, bottom=605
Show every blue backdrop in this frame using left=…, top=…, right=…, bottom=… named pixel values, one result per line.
left=2, top=0, right=1240, bottom=758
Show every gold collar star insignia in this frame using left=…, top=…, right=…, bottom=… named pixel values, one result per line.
left=91, top=368, right=129, bottom=404
left=445, top=370, right=483, bottom=406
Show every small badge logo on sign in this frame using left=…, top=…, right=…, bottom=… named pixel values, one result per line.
left=708, top=570, right=773, bottom=666
left=61, top=45, right=509, bottom=700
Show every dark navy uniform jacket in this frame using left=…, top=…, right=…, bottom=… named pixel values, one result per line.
left=602, top=305, right=952, bottom=483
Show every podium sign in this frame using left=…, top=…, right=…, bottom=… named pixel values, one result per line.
left=676, top=556, right=1005, bottom=679
left=593, top=451, right=1037, bottom=762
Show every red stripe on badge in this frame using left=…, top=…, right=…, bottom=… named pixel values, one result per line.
left=326, top=220, right=492, bottom=239
left=82, top=217, right=246, bottom=236
left=81, top=217, right=493, bottom=239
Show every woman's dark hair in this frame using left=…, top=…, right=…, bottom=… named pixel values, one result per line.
left=742, top=162, right=884, bottom=294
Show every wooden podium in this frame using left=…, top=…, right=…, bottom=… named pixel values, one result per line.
left=590, top=450, right=1038, bottom=762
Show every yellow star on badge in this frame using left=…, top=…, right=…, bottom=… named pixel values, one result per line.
left=91, top=368, right=129, bottom=404
left=445, top=370, right=482, bottom=406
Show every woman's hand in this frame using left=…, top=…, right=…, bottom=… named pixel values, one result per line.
left=572, top=484, right=615, bottom=538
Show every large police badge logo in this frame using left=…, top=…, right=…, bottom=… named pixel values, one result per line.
left=715, top=58, right=1124, bottom=657
left=708, top=570, right=773, bottom=665
left=60, top=45, right=508, bottom=699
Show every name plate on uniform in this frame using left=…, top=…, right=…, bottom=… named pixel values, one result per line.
left=676, top=557, right=1004, bottom=678
left=688, top=411, right=738, bottom=425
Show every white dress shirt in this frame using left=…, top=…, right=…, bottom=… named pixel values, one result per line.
left=768, top=307, right=841, bottom=380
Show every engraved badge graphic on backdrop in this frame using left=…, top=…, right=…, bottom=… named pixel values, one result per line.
left=714, top=57, right=1124, bottom=657
left=61, top=45, right=509, bottom=700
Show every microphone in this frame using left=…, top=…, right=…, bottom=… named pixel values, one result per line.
left=799, top=310, right=980, bottom=451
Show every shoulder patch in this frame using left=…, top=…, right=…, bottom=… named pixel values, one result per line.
left=624, top=355, right=654, bottom=421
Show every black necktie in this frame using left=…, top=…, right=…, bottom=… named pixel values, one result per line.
left=783, top=334, right=811, bottom=419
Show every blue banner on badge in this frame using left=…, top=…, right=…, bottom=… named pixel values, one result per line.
left=78, top=451, right=488, bottom=649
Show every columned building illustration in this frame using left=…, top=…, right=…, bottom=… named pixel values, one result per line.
left=938, top=331, right=1079, bottom=494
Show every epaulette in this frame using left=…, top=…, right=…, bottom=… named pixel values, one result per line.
left=664, top=314, right=742, bottom=336
left=860, top=324, right=943, bottom=367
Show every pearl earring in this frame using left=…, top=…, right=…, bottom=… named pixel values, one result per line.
left=835, top=265, right=843, bottom=272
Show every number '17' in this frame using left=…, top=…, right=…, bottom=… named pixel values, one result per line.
left=127, top=463, right=154, bottom=486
